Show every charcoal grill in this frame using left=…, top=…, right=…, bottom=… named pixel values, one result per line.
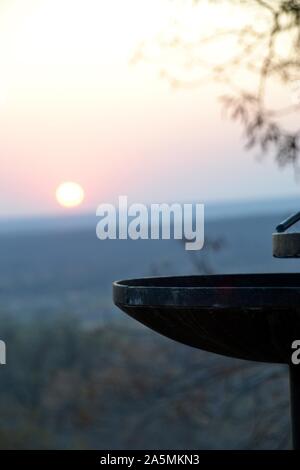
left=113, top=211, right=300, bottom=449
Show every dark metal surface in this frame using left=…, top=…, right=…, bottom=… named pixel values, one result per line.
left=273, top=211, right=300, bottom=258
left=113, top=273, right=300, bottom=364
left=273, top=232, right=300, bottom=258
left=276, top=211, right=300, bottom=233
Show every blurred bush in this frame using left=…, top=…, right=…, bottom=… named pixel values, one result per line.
left=0, top=314, right=291, bottom=449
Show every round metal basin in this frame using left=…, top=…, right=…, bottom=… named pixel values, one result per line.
left=113, top=273, right=300, bottom=364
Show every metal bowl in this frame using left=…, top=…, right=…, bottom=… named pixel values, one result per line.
left=113, top=273, right=300, bottom=364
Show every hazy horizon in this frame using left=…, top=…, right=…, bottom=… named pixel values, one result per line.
left=1, top=193, right=299, bottom=237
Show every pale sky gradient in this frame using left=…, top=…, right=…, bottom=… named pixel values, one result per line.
left=0, top=0, right=299, bottom=217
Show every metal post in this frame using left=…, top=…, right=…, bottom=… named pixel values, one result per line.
left=289, top=365, right=300, bottom=449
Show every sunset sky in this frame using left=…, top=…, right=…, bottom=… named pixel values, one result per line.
left=0, top=0, right=299, bottom=217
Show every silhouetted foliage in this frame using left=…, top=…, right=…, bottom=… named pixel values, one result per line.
left=132, top=0, right=300, bottom=169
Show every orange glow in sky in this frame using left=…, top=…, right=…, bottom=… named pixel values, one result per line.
left=0, top=0, right=299, bottom=217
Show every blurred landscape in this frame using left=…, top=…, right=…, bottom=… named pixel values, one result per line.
left=0, top=197, right=299, bottom=449
left=2, top=0, right=300, bottom=453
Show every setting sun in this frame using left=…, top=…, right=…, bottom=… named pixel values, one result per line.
left=56, top=182, right=85, bottom=208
